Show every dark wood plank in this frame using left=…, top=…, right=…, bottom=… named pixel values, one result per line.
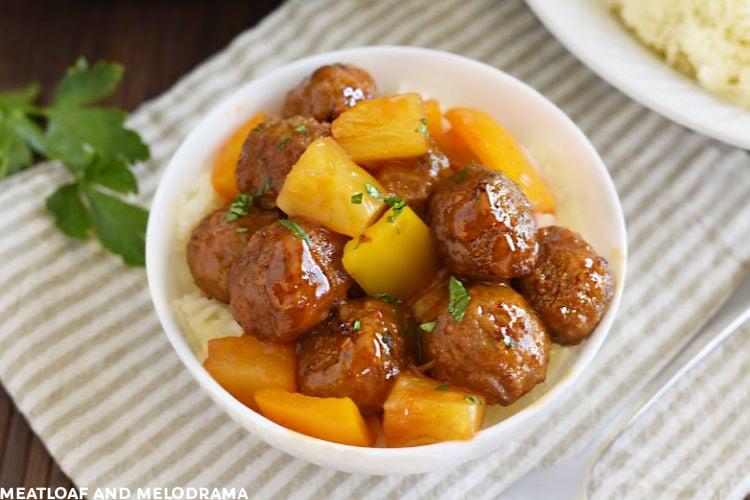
left=0, top=408, right=32, bottom=487
left=0, top=0, right=284, bottom=110
left=0, top=0, right=284, bottom=488
left=23, top=435, right=52, bottom=487
left=0, top=385, right=13, bottom=472
left=47, top=458, right=75, bottom=489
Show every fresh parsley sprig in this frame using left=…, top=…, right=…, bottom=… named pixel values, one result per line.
left=448, top=276, right=470, bottom=322
left=0, top=58, right=150, bottom=266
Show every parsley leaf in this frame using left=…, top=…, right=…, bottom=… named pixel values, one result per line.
left=0, top=84, right=45, bottom=177
left=435, top=384, right=450, bottom=391
left=53, top=59, right=123, bottom=108
left=278, top=135, right=291, bottom=150
left=364, top=183, right=406, bottom=223
left=352, top=319, right=361, bottom=330
left=464, top=395, right=484, bottom=405
left=375, top=293, right=401, bottom=304
left=278, top=219, right=313, bottom=245
left=419, top=320, right=437, bottom=332
left=364, top=182, right=382, bottom=200
left=415, top=118, right=430, bottom=137
left=45, top=183, right=92, bottom=240
left=351, top=192, right=363, bottom=204
left=83, top=185, right=148, bottom=266
left=225, top=193, right=253, bottom=221
left=448, top=276, right=470, bottom=322
left=0, top=57, right=151, bottom=266
left=45, top=107, right=148, bottom=180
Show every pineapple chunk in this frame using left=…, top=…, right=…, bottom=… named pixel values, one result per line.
left=276, top=137, right=386, bottom=237
left=342, top=205, right=438, bottom=301
left=383, top=372, right=486, bottom=447
left=203, top=335, right=296, bottom=412
left=332, top=92, right=431, bottom=164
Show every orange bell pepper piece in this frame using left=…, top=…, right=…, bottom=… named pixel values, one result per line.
left=211, top=112, right=266, bottom=201
left=255, top=388, right=375, bottom=447
left=203, top=335, right=296, bottom=412
left=421, top=98, right=444, bottom=138
left=443, top=107, right=556, bottom=214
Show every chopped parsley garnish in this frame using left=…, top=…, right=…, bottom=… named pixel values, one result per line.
left=385, top=198, right=406, bottom=223
left=350, top=192, right=363, bottom=204
left=225, top=193, right=253, bottom=221
left=452, top=168, right=470, bottom=183
left=364, top=182, right=382, bottom=200
left=415, top=118, right=430, bottom=137
left=448, top=276, right=470, bottom=322
left=375, top=293, right=401, bottom=304
left=364, top=183, right=406, bottom=222
left=419, top=321, right=437, bottom=332
left=235, top=227, right=248, bottom=234
left=293, top=123, right=308, bottom=134
left=0, top=58, right=150, bottom=265
left=278, top=135, right=291, bottom=149
left=278, top=219, right=312, bottom=245
left=352, top=319, right=361, bottom=330
left=464, top=395, right=484, bottom=405
left=254, top=176, right=271, bottom=196
left=381, top=332, right=393, bottom=348
left=503, top=334, right=516, bottom=348
left=435, top=384, right=450, bottom=391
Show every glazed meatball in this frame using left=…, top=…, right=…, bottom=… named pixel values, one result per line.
left=228, top=217, right=351, bottom=343
left=281, top=64, right=377, bottom=122
left=422, top=282, right=550, bottom=405
left=428, top=165, right=538, bottom=281
left=516, top=225, right=615, bottom=345
left=235, top=116, right=330, bottom=209
left=371, top=146, right=452, bottom=218
left=186, top=204, right=279, bottom=302
left=297, top=298, right=406, bottom=415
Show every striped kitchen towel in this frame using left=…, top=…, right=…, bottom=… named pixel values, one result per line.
left=0, top=0, right=748, bottom=498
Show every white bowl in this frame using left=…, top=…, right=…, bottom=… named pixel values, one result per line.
left=146, top=45, right=627, bottom=475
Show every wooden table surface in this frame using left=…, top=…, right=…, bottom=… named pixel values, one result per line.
left=0, top=0, right=283, bottom=488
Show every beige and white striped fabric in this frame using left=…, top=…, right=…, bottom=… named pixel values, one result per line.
left=1, top=0, right=749, bottom=497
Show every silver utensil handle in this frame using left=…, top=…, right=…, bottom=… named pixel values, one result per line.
left=586, top=268, right=750, bottom=466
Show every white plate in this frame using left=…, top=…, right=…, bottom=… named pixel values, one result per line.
left=525, top=0, right=750, bottom=150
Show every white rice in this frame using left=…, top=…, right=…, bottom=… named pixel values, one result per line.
left=605, top=0, right=750, bottom=110
left=172, top=171, right=240, bottom=361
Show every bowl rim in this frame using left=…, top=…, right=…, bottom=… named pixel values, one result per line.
left=146, top=44, right=627, bottom=473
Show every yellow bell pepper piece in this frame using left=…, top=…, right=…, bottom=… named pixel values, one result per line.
left=342, top=205, right=438, bottom=301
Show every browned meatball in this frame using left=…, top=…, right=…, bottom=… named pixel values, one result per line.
left=228, top=217, right=351, bottom=343
left=186, top=204, right=279, bottom=303
left=516, top=226, right=615, bottom=345
left=235, top=116, right=330, bottom=209
left=297, top=298, right=406, bottom=415
left=371, top=146, right=452, bottom=218
left=428, top=165, right=538, bottom=282
left=281, top=64, right=377, bottom=122
left=422, top=282, right=550, bottom=405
